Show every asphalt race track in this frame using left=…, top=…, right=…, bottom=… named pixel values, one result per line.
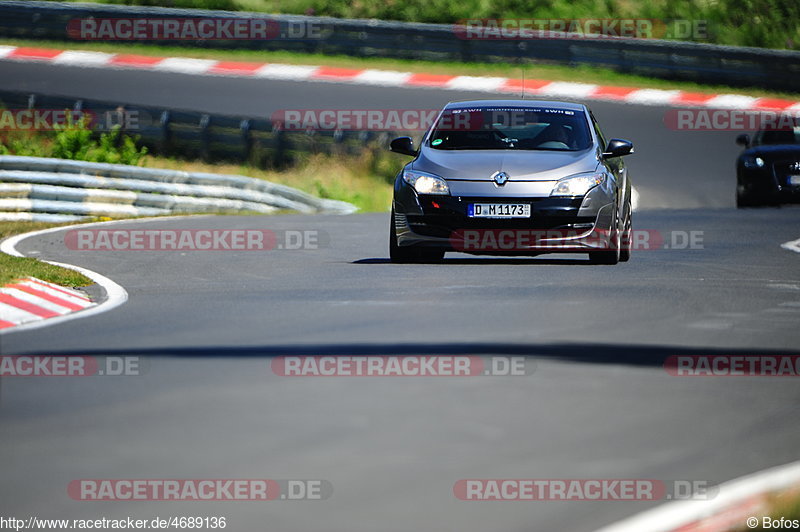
left=1, top=60, right=800, bottom=532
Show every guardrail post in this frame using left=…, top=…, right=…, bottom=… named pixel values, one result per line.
left=240, top=119, right=252, bottom=162
left=199, top=113, right=211, bottom=162
left=159, top=111, right=171, bottom=155
left=333, top=129, right=343, bottom=155
left=459, top=39, right=472, bottom=62
left=72, top=99, right=90, bottom=132
left=274, top=126, right=287, bottom=168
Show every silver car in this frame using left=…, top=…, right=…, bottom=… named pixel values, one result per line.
left=389, top=99, right=634, bottom=264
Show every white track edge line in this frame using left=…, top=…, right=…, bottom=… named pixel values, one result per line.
left=0, top=215, right=207, bottom=334
left=594, top=459, right=800, bottom=532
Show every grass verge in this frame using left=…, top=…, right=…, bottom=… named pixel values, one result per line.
left=731, top=488, right=800, bottom=531
left=35, top=0, right=800, bottom=50
left=0, top=222, right=93, bottom=286
left=2, top=38, right=798, bottom=100
left=149, top=152, right=396, bottom=213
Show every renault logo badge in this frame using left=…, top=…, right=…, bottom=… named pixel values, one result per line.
left=492, top=171, right=509, bottom=186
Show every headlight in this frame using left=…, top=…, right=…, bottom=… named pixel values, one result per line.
left=550, top=172, right=605, bottom=197
left=743, top=156, right=765, bottom=169
left=403, top=169, right=450, bottom=195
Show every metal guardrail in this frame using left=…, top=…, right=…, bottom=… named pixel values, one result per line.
left=0, top=86, right=369, bottom=221
left=0, top=155, right=357, bottom=221
left=0, top=89, right=390, bottom=168
left=0, top=1, right=799, bottom=91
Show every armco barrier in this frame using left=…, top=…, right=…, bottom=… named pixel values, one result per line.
left=0, top=90, right=390, bottom=169
left=0, top=155, right=357, bottom=221
left=0, top=88, right=366, bottom=220
left=0, top=1, right=798, bottom=91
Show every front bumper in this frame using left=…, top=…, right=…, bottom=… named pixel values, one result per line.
left=393, top=179, right=616, bottom=254
left=739, top=166, right=800, bottom=203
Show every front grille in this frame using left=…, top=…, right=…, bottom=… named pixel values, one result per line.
left=407, top=214, right=595, bottom=238
left=406, top=196, right=589, bottom=238
left=773, top=159, right=800, bottom=188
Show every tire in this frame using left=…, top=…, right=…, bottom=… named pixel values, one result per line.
left=417, top=248, right=446, bottom=262
left=589, top=209, right=620, bottom=265
left=619, top=208, right=632, bottom=263
left=736, top=191, right=754, bottom=208
left=736, top=183, right=758, bottom=208
left=389, top=208, right=445, bottom=263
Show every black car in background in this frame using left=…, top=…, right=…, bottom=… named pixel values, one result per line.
left=736, top=127, right=800, bottom=207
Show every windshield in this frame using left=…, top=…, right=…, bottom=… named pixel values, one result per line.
left=428, top=107, right=592, bottom=151
left=753, top=126, right=800, bottom=146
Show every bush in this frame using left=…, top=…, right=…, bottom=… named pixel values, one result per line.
left=0, top=111, right=148, bottom=166
left=51, top=122, right=148, bottom=165
left=0, top=132, right=50, bottom=158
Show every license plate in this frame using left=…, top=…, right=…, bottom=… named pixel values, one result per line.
left=468, top=203, right=530, bottom=218
left=790, top=175, right=800, bottom=186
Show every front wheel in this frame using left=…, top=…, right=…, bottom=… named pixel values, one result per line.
left=619, top=210, right=632, bottom=262
left=736, top=182, right=760, bottom=208
left=588, top=210, right=621, bottom=265
left=389, top=208, right=445, bottom=263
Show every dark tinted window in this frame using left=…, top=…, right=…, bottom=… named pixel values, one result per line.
left=590, top=112, right=607, bottom=149
left=753, top=127, right=800, bottom=146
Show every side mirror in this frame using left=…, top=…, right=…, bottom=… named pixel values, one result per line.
left=602, top=138, right=634, bottom=158
left=390, top=136, right=417, bottom=157
left=736, top=134, right=751, bottom=148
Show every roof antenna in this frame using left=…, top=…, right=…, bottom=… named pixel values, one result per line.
left=521, top=67, right=526, bottom=100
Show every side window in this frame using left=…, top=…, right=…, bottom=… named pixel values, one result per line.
left=590, top=113, right=607, bottom=150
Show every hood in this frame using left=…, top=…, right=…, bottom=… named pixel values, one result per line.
left=744, top=144, right=800, bottom=159
left=412, top=147, right=599, bottom=181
